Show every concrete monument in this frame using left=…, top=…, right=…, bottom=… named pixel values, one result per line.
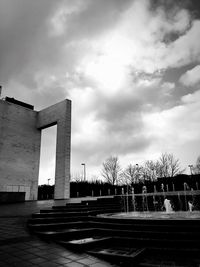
left=0, top=96, right=71, bottom=200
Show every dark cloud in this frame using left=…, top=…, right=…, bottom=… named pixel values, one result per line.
left=96, top=94, right=140, bottom=123
left=150, top=0, right=198, bottom=14
left=58, top=0, right=133, bottom=40
left=0, top=0, right=60, bottom=84
left=72, top=131, right=152, bottom=166
left=0, top=0, right=133, bottom=86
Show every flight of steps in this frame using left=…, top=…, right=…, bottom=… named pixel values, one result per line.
left=28, top=198, right=200, bottom=266
left=28, top=197, right=122, bottom=238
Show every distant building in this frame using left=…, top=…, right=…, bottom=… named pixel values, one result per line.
left=0, top=96, right=71, bottom=200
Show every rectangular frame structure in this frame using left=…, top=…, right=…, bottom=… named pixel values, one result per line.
left=0, top=98, right=71, bottom=200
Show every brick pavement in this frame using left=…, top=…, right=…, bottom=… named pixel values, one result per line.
left=0, top=200, right=117, bottom=267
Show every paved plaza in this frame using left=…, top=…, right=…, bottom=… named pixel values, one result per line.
left=0, top=200, right=117, bottom=267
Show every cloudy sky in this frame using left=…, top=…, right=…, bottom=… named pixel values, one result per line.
left=1, top=0, right=200, bottom=185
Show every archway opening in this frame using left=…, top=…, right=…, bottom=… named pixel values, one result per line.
left=38, top=125, right=57, bottom=200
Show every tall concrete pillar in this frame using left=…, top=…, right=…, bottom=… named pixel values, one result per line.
left=54, top=108, right=71, bottom=199
left=37, top=99, right=71, bottom=199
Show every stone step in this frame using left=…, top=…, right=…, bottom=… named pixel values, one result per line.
left=60, top=202, right=120, bottom=207
left=104, top=237, right=200, bottom=252
left=28, top=219, right=200, bottom=239
left=33, top=224, right=200, bottom=245
left=94, top=197, right=121, bottom=204
left=32, top=211, right=89, bottom=218
left=49, top=204, right=121, bottom=212
left=35, top=227, right=97, bottom=241
left=28, top=216, right=89, bottom=224
left=88, top=246, right=145, bottom=265
left=58, top=236, right=111, bottom=251
left=28, top=214, right=200, bottom=240
left=80, top=202, right=120, bottom=207
left=138, top=247, right=200, bottom=266
left=32, top=207, right=121, bottom=218
left=82, top=198, right=119, bottom=205
left=62, top=204, right=92, bottom=209
left=149, top=247, right=200, bottom=256
left=93, top=215, right=200, bottom=225
left=97, top=227, right=200, bottom=240
left=28, top=221, right=87, bottom=231
left=70, top=236, right=200, bottom=265
left=104, top=235, right=200, bottom=248
left=87, top=219, right=200, bottom=232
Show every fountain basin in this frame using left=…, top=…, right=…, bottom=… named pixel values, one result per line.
left=99, top=211, right=200, bottom=220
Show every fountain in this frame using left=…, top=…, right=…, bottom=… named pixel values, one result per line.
left=95, top=186, right=200, bottom=265
left=163, top=197, right=173, bottom=213
left=100, top=182, right=200, bottom=219
left=188, top=200, right=193, bottom=212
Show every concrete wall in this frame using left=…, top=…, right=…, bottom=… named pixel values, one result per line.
left=0, top=99, right=71, bottom=200
left=0, top=192, right=25, bottom=203
left=0, top=100, right=41, bottom=200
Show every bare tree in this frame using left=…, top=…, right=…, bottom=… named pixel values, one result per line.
left=158, top=153, right=184, bottom=178
left=158, top=153, right=169, bottom=178
left=154, top=160, right=162, bottom=178
left=197, top=156, right=200, bottom=171
left=194, top=156, right=200, bottom=174
left=141, top=160, right=158, bottom=182
left=168, top=154, right=184, bottom=177
left=70, top=172, right=83, bottom=182
left=121, top=164, right=138, bottom=185
left=101, top=156, right=121, bottom=185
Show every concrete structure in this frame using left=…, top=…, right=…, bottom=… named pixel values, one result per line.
left=0, top=98, right=71, bottom=200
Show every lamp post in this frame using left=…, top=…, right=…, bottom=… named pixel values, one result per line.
left=135, top=164, right=139, bottom=183
left=151, top=167, right=155, bottom=181
left=188, top=164, right=193, bottom=176
left=81, top=163, right=86, bottom=181
left=47, top=178, right=51, bottom=185
left=188, top=164, right=194, bottom=190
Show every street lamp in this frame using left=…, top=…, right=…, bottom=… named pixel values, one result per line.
left=188, top=164, right=194, bottom=190
left=151, top=167, right=155, bottom=181
left=47, top=178, right=51, bottom=185
left=81, top=163, right=86, bottom=181
left=188, top=164, right=193, bottom=176
left=135, top=164, right=140, bottom=183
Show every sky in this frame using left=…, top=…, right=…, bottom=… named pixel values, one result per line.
left=0, top=0, right=200, bottom=185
